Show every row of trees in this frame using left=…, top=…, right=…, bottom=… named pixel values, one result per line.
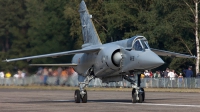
left=0, top=0, right=198, bottom=75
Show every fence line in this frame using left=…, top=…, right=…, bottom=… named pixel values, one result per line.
left=1, top=76, right=200, bottom=88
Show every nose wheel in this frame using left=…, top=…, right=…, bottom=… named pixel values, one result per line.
left=74, top=89, right=81, bottom=103
left=131, top=88, right=145, bottom=103
left=74, top=89, right=88, bottom=103
left=132, top=92, right=137, bottom=103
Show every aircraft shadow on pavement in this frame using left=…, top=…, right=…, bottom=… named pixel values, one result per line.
left=3, top=99, right=130, bottom=104
left=3, top=98, right=184, bottom=104
left=88, top=99, right=131, bottom=103
left=88, top=97, right=183, bottom=103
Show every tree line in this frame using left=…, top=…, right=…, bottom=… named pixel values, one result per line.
left=0, top=0, right=198, bottom=75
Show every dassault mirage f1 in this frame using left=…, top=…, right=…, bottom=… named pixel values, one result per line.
left=3, top=0, right=195, bottom=103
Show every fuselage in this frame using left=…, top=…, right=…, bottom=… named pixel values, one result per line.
left=72, top=36, right=164, bottom=77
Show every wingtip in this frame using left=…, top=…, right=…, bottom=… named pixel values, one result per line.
left=2, top=59, right=8, bottom=62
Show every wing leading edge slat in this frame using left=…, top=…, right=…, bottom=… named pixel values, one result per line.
left=3, top=47, right=101, bottom=62
left=151, top=48, right=196, bottom=58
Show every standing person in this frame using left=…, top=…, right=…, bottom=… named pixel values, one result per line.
left=140, top=73, right=145, bottom=87
left=144, top=70, right=150, bottom=88
left=178, top=73, right=184, bottom=87
left=56, top=67, right=62, bottom=86
left=149, top=70, right=153, bottom=78
left=42, top=68, right=49, bottom=86
left=68, top=67, right=75, bottom=86
left=168, top=69, right=175, bottom=87
left=164, top=68, right=169, bottom=77
left=61, top=68, right=68, bottom=86
left=71, top=71, right=78, bottom=87
left=21, top=71, right=26, bottom=85
left=35, top=67, right=43, bottom=84
left=0, top=71, right=4, bottom=85
left=5, top=72, right=11, bottom=86
left=17, top=69, right=26, bottom=85
left=13, top=73, right=19, bottom=85
left=0, top=71, right=4, bottom=78
left=164, top=68, right=169, bottom=87
left=36, top=67, right=43, bottom=76
left=160, top=71, right=164, bottom=78
left=48, top=68, right=53, bottom=76
left=184, top=66, right=193, bottom=88
left=17, top=70, right=22, bottom=85
left=153, top=71, right=160, bottom=87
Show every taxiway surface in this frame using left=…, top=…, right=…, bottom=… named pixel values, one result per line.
left=0, top=88, right=199, bottom=112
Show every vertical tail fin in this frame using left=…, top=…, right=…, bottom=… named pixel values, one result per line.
left=79, top=0, right=102, bottom=47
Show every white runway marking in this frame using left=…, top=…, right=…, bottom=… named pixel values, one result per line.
left=105, top=102, right=200, bottom=108
left=137, top=103, right=200, bottom=108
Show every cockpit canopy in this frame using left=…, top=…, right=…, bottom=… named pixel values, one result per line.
left=127, top=36, right=149, bottom=51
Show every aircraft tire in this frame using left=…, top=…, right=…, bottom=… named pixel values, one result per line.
left=74, top=89, right=81, bottom=103
left=141, top=88, right=145, bottom=101
left=138, top=93, right=143, bottom=103
left=132, top=93, right=137, bottom=103
left=81, top=90, right=87, bottom=103
left=131, top=88, right=137, bottom=103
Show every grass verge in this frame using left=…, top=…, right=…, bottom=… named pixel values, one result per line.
left=0, top=85, right=199, bottom=93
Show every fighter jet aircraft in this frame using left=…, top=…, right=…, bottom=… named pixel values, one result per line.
left=3, top=0, right=195, bottom=103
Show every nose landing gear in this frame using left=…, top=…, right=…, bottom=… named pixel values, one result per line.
left=124, top=74, right=145, bottom=103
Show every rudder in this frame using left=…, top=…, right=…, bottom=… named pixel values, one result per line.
left=79, top=0, right=102, bottom=47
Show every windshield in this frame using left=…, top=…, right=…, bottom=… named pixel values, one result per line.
left=127, top=37, right=135, bottom=48
left=133, top=40, right=143, bottom=51
left=141, top=40, right=149, bottom=49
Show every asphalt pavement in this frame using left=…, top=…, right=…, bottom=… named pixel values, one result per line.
left=0, top=88, right=199, bottom=112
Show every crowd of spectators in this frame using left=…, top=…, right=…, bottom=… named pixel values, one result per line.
left=0, top=65, right=200, bottom=88
left=0, top=67, right=79, bottom=86
left=140, top=66, right=200, bottom=88
left=35, top=67, right=78, bottom=86
left=0, top=69, right=26, bottom=86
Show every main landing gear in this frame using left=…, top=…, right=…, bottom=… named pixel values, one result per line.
left=74, top=67, right=94, bottom=103
left=123, top=74, right=145, bottom=103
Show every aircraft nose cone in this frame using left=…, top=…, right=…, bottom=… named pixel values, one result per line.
left=152, top=55, right=165, bottom=66
left=140, top=50, right=164, bottom=69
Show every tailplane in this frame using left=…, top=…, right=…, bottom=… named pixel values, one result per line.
left=79, top=0, right=102, bottom=47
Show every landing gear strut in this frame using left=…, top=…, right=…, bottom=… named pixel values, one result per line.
left=123, top=74, right=145, bottom=103
left=74, top=67, right=95, bottom=103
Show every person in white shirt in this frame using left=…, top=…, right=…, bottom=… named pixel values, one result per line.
left=144, top=70, right=150, bottom=88
left=17, top=70, right=26, bottom=85
left=0, top=71, right=4, bottom=78
left=14, top=74, right=19, bottom=78
left=144, top=70, right=150, bottom=77
left=13, top=74, right=19, bottom=85
left=168, top=69, right=176, bottom=87
left=21, top=72, right=25, bottom=78
left=0, top=71, right=4, bottom=85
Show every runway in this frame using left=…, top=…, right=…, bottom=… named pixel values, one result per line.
left=0, top=88, right=199, bottom=112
